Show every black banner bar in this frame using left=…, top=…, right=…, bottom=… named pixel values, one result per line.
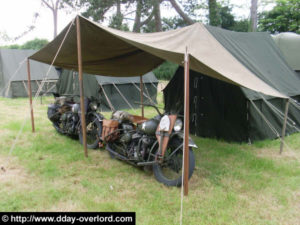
left=0, top=212, right=135, bottom=225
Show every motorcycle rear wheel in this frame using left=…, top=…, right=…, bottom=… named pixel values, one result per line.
left=153, top=147, right=195, bottom=187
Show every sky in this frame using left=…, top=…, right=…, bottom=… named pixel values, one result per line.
left=0, top=0, right=268, bottom=46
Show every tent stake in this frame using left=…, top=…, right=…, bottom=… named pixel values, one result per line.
left=280, top=98, right=290, bottom=154
left=76, top=16, right=88, bottom=158
left=140, top=75, right=144, bottom=118
left=27, top=59, right=35, bottom=133
left=183, top=48, right=190, bottom=196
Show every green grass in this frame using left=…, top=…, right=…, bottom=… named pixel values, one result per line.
left=0, top=93, right=300, bottom=224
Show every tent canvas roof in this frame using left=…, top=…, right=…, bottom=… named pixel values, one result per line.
left=0, top=49, right=58, bottom=83
left=30, top=15, right=286, bottom=99
left=206, top=26, right=300, bottom=100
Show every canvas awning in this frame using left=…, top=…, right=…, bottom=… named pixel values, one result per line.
left=29, top=15, right=286, bottom=99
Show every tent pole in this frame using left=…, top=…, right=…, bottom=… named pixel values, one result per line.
left=27, top=59, right=35, bottom=133
left=280, top=98, right=290, bottom=154
left=76, top=16, right=88, bottom=158
left=140, top=75, right=144, bottom=118
left=183, top=47, right=190, bottom=196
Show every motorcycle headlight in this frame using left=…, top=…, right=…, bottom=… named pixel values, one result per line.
left=71, top=103, right=80, bottom=114
left=174, top=118, right=183, bottom=132
left=89, top=101, right=98, bottom=111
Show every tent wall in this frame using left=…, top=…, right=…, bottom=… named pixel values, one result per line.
left=100, top=83, right=157, bottom=111
left=164, top=67, right=249, bottom=142
left=0, top=49, right=58, bottom=98
left=57, top=69, right=158, bottom=111
left=8, top=80, right=57, bottom=98
left=249, top=96, right=300, bottom=141
left=164, top=67, right=300, bottom=142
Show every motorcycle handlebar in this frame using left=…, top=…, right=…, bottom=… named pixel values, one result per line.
left=134, top=101, right=162, bottom=116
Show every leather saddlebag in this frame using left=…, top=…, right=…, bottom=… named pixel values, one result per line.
left=102, top=119, right=119, bottom=142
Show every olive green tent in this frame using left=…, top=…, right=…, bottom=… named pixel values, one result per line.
left=272, top=32, right=300, bottom=79
left=28, top=16, right=293, bottom=143
left=164, top=26, right=300, bottom=142
left=0, top=49, right=58, bottom=97
left=56, top=69, right=158, bottom=111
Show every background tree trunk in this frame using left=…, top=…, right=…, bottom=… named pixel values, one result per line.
left=168, top=0, right=194, bottom=25
left=250, top=0, right=258, bottom=31
left=133, top=0, right=142, bottom=32
left=53, top=8, right=58, bottom=38
left=154, top=0, right=162, bottom=31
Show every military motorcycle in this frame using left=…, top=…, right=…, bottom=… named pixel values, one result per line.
left=102, top=103, right=197, bottom=186
left=47, top=93, right=103, bottom=149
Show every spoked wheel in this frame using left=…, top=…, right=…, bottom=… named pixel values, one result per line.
left=53, top=121, right=64, bottom=134
left=153, top=145, right=195, bottom=187
left=79, top=115, right=102, bottom=149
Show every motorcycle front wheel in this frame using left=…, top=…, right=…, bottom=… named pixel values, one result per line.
left=152, top=146, right=195, bottom=187
left=52, top=121, right=64, bottom=134
left=79, top=115, right=102, bottom=149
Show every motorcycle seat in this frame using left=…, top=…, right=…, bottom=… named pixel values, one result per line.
left=130, top=115, right=148, bottom=124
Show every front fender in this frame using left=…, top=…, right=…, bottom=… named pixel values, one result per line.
left=77, top=111, right=104, bottom=130
left=170, top=132, right=198, bottom=149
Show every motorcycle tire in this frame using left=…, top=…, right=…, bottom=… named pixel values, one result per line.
left=52, top=122, right=64, bottom=134
left=153, top=148, right=195, bottom=187
left=79, top=115, right=102, bottom=149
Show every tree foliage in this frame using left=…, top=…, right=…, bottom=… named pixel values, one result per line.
left=258, top=0, right=300, bottom=34
left=1, top=38, right=49, bottom=50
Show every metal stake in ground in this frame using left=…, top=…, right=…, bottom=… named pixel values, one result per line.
left=183, top=47, right=190, bottom=196
left=27, top=59, right=35, bottom=133
left=76, top=16, right=88, bottom=158
left=280, top=98, right=290, bottom=154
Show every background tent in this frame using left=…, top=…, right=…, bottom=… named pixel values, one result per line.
left=0, top=49, right=58, bottom=98
left=164, top=27, right=300, bottom=142
left=272, top=32, right=300, bottom=79
left=56, top=69, right=158, bottom=111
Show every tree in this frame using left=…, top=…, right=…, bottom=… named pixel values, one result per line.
left=1, top=38, right=49, bottom=50
left=258, top=0, right=300, bottom=34
left=20, top=38, right=49, bottom=50
left=41, top=0, right=74, bottom=38
left=250, top=0, right=258, bottom=31
left=231, top=19, right=250, bottom=32
left=168, top=0, right=194, bottom=25
left=208, top=0, right=220, bottom=26
left=153, top=0, right=162, bottom=31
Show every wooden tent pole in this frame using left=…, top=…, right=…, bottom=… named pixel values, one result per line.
left=280, top=98, right=289, bottom=154
left=27, top=59, right=35, bottom=133
left=183, top=47, right=190, bottom=196
left=76, top=16, right=88, bottom=158
left=140, top=75, right=144, bottom=118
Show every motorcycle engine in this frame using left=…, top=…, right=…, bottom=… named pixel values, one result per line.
left=119, top=123, right=134, bottom=144
left=61, top=112, right=76, bottom=134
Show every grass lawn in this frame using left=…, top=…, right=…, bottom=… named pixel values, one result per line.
left=0, top=93, right=300, bottom=225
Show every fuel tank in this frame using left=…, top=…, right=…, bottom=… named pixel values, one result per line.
left=137, top=118, right=159, bottom=136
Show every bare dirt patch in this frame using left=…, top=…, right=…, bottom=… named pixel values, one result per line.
left=0, top=155, right=30, bottom=185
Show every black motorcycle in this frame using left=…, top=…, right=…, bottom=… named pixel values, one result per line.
left=47, top=93, right=103, bottom=149
left=103, top=103, right=197, bottom=187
